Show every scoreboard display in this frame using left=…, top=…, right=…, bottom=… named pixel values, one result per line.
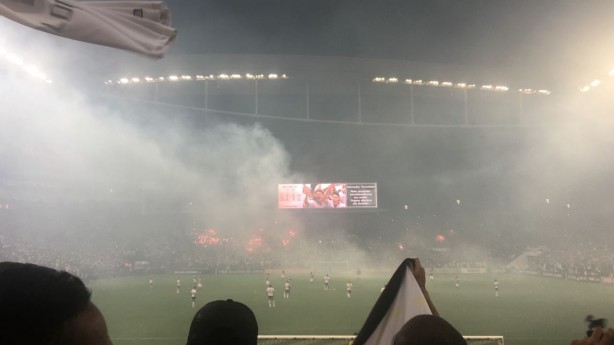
left=278, top=183, right=377, bottom=209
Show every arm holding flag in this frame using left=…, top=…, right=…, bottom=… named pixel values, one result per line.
left=570, top=328, right=614, bottom=345
left=410, top=258, right=438, bottom=316
left=353, top=258, right=439, bottom=345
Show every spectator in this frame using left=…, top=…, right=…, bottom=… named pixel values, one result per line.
left=0, top=261, right=113, bottom=345
left=186, top=299, right=258, bottom=345
left=393, top=314, right=467, bottom=345
left=570, top=327, right=614, bottom=345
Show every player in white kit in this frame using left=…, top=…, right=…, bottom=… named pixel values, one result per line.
left=266, top=284, right=276, bottom=308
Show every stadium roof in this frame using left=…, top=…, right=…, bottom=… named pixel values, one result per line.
left=161, top=0, right=614, bottom=89
left=2, top=0, right=613, bottom=93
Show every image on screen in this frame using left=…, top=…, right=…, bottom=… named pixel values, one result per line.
left=278, top=182, right=377, bottom=209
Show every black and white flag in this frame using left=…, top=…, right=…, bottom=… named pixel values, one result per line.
left=353, top=258, right=433, bottom=345
left=0, top=0, right=177, bottom=58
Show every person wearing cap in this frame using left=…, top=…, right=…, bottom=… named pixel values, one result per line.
left=393, top=314, right=467, bottom=345
left=186, top=299, right=258, bottom=345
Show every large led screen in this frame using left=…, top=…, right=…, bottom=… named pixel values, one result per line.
left=278, top=183, right=377, bottom=209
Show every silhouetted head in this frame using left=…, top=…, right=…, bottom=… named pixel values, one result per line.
left=186, top=299, right=258, bottom=345
left=0, top=261, right=112, bottom=345
left=393, top=314, right=467, bottom=345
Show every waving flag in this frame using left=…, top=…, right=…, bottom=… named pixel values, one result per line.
left=0, top=0, right=176, bottom=58
left=353, top=258, right=433, bottom=345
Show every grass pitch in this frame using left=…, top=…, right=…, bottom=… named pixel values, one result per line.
left=90, top=272, right=614, bottom=345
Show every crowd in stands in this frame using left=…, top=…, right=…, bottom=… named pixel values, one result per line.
left=3, top=227, right=614, bottom=281
left=0, top=237, right=126, bottom=280
left=2, top=218, right=614, bottom=280
left=525, top=241, right=614, bottom=277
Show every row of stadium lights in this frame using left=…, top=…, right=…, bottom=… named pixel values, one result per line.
left=0, top=47, right=52, bottom=84
left=2, top=43, right=605, bottom=94
left=579, top=69, right=614, bottom=93
left=372, top=77, right=551, bottom=96
left=104, top=73, right=289, bottom=85
left=107, top=73, right=552, bottom=97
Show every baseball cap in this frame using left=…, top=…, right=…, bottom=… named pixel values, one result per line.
left=186, top=299, right=258, bottom=345
left=393, top=314, right=467, bottom=345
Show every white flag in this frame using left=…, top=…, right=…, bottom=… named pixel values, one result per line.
left=0, top=0, right=177, bottom=58
left=353, top=259, right=432, bottom=345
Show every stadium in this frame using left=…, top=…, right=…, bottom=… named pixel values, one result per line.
left=1, top=1, right=614, bottom=345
